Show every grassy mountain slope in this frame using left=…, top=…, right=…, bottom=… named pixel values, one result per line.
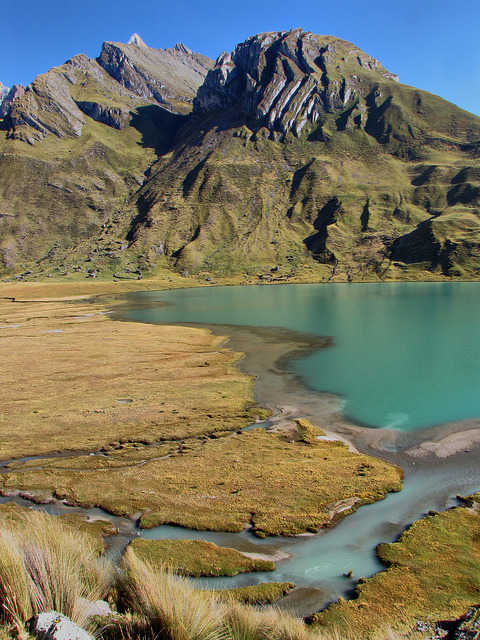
left=118, top=30, right=480, bottom=280
left=2, top=29, right=480, bottom=280
left=0, top=40, right=212, bottom=273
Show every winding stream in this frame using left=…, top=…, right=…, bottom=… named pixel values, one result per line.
left=113, top=282, right=480, bottom=612
left=3, top=282, right=480, bottom=616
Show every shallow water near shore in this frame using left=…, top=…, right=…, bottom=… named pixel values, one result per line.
left=120, top=282, right=480, bottom=432
left=115, top=282, right=480, bottom=612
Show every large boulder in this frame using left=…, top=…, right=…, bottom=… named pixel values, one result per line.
left=29, top=611, right=93, bottom=640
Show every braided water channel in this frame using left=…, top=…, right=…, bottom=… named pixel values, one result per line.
left=3, top=282, right=480, bottom=616
left=109, top=282, right=480, bottom=613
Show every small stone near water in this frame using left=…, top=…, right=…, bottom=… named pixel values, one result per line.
left=76, top=597, right=115, bottom=618
left=29, top=611, right=93, bottom=640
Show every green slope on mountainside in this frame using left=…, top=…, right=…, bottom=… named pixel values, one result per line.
left=0, top=39, right=212, bottom=274
left=2, top=29, right=480, bottom=280
left=95, top=29, right=480, bottom=281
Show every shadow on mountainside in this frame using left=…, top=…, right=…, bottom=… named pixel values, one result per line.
left=130, top=105, right=188, bottom=156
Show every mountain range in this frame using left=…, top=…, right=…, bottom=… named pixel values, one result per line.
left=1, top=28, right=480, bottom=281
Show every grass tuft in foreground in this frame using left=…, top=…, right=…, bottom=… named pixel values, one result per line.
left=118, top=548, right=226, bottom=640
left=0, top=511, right=111, bottom=635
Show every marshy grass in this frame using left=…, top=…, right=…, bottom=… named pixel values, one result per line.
left=0, top=510, right=111, bottom=634
left=116, top=547, right=417, bottom=640
left=117, top=547, right=330, bottom=640
left=129, top=538, right=275, bottom=577
left=115, top=548, right=408, bottom=640
left=0, top=510, right=433, bottom=640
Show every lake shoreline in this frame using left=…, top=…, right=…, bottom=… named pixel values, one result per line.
left=2, top=278, right=480, bottom=617
left=114, top=310, right=480, bottom=463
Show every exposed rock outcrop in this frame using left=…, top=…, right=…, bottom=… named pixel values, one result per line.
left=75, top=100, right=130, bottom=129
left=97, top=39, right=214, bottom=113
left=194, top=28, right=398, bottom=138
left=29, top=611, right=93, bottom=640
left=0, top=83, right=24, bottom=117
left=0, top=36, right=212, bottom=270
left=8, top=71, right=86, bottom=142
left=113, top=28, right=480, bottom=279
left=0, top=81, right=9, bottom=103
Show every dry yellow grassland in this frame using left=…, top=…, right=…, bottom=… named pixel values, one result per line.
left=0, top=280, right=402, bottom=537
left=0, top=284, right=255, bottom=460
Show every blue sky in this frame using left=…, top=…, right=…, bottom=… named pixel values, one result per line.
left=2, top=0, right=480, bottom=115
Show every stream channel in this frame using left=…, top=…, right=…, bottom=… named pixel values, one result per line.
left=6, top=282, right=480, bottom=616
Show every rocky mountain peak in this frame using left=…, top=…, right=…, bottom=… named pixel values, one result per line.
left=97, top=39, right=213, bottom=112
left=127, top=33, right=147, bottom=47
left=173, top=43, right=194, bottom=56
left=0, top=82, right=9, bottom=101
left=194, top=27, right=399, bottom=137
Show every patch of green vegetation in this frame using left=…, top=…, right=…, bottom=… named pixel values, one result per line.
left=313, top=499, right=480, bottom=638
left=217, top=581, right=296, bottom=604
left=2, top=426, right=402, bottom=536
left=295, top=418, right=325, bottom=444
left=128, top=538, right=275, bottom=577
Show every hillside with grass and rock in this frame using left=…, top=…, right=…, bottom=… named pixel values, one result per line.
left=2, top=28, right=480, bottom=281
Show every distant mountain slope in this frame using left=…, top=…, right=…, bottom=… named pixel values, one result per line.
left=0, top=37, right=213, bottom=271
left=1, top=28, right=480, bottom=280
left=114, top=29, right=480, bottom=280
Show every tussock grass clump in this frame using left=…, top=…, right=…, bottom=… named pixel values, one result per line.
left=224, top=604, right=315, bottom=640
left=118, top=547, right=327, bottom=640
left=0, top=511, right=111, bottom=633
left=119, top=548, right=224, bottom=640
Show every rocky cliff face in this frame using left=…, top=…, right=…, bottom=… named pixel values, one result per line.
left=0, top=84, right=25, bottom=118
left=0, top=37, right=212, bottom=270
left=0, top=82, right=9, bottom=103
left=96, top=39, right=213, bottom=114
left=2, top=28, right=480, bottom=280
left=194, top=28, right=398, bottom=138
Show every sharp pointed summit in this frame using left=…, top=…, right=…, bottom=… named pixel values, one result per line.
left=127, top=33, right=147, bottom=47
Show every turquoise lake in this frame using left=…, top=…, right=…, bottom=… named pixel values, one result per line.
left=122, top=282, right=480, bottom=432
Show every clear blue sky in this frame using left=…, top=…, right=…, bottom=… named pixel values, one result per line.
left=2, top=0, right=480, bottom=116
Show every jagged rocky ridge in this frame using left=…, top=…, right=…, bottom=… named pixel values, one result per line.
left=1, top=28, right=480, bottom=279
left=0, top=37, right=213, bottom=270
left=194, top=28, right=398, bottom=138
left=6, top=39, right=213, bottom=143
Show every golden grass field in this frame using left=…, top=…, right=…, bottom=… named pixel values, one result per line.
left=0, top=282, right=255, bottom=459
left=0, top=279, right=402, bottom=536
